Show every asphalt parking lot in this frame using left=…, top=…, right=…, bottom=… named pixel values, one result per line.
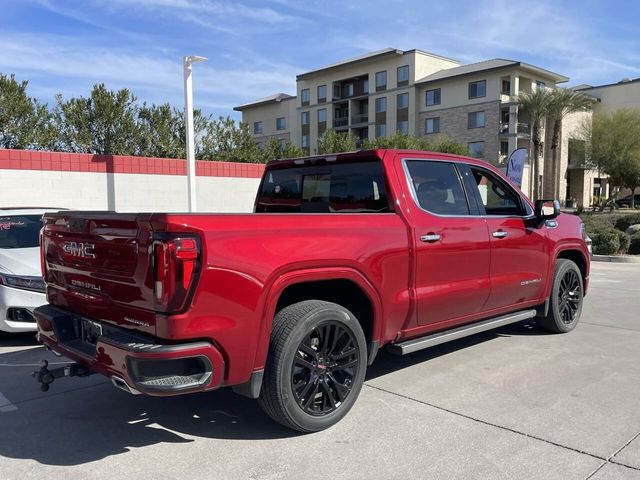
left=1, top=262, right=639, bottom=480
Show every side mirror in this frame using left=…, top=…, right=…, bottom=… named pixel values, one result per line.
left=535, top=199, right=561, bottom=220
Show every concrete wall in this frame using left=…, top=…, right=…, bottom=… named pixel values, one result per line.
left=0, top=150, right=264, bottom=213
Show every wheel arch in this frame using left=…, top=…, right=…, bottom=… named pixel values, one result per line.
left=253, top=267, right=383, bottom=373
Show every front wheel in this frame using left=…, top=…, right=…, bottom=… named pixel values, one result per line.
left=258, top=300, right=367, bottom=432
left=538, top=259, right=584, bottom=333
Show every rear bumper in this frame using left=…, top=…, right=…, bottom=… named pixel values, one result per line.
left=34, top=304, right=225, bottom=396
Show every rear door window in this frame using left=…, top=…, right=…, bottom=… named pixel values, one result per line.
left=256, top=161, right=391, bottom=213
left=0, top=215, right=43, bottom=248
left=404, top=160, right=470, bottom=216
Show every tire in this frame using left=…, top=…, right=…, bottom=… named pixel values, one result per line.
left=537, top=259, right=584, bottom=333
left=258, top=300, right=367, bottom=432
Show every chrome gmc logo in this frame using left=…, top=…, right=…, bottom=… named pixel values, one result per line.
left=62, top=242, right=97, bottom=259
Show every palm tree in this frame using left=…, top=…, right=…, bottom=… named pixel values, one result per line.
left=547, top=89, right=594, bottom=199
left=517, top=89, right=553, bottom=200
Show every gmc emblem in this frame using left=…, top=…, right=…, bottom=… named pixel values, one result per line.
left=62, top=242, right=97, bottom=259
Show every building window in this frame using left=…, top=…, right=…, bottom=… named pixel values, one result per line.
left=301, top=134, right=310, bottom=148
left=344, top=83, right=354, bottom=97
left=468, top=141, right=485, bottom=158
left=501, top=80, right=511, bottom=94
left=500, top=141, right=509, bottom=156
left=426, top=88, right=441, bottom=106
left=375, top=71, right=387, bottom=91
left=375, top=97, right=387, bottom=113
left=397, top=120, right=409, bottom=135
left=468, top=111, right=485, bottom=129
left=375, top=124, right=386, bottom=138
left=318, top=108, right=327, bottom=123
left=397, top=65, right=409, bottom=87
left=256, top=141, right=264, bottom=150
left=568, top=139, right=586, bottom=166
left=397, top=93, right=409, bottom=109
left=276, top=117, right=286, bottom=131
left=363, top=79, right=369, bottom=94
left=425, top=117, right=440, bottom=134
left=301, top=111, right=310, bottom=125
left=317, top=85, right=327, bottom=103
left=253, top=121, right=263, bottom=135
left=468, top=80, right=486, bottom=99
left=536, top=81, right=546, bottom=90
left=301, top=88, right=310, bottom=106
left=278, top=139, right=287, bottom=151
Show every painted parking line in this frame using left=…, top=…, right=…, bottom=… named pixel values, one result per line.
left=0, top=392, right=17, bottom=412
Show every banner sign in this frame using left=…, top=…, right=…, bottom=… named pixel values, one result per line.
left=506, top=148, right=527, bottom=187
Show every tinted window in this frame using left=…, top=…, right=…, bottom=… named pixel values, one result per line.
left=256, top=161, right=391, bottom=213
left=470, top=167, right=524, bottom=216
left=0, top=215, right=43, bottom=249
left=405, top=161, right=470, bottom=215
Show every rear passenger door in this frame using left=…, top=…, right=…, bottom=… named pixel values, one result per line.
left=403, top=159, right=492, bottom=327
left=461, top=165, right=548, bottom=310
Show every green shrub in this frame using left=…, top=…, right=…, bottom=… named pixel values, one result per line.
left=615, top=213, right=640, bottom=232
left=629, top=234, right=640, bottom=255
left=591, top=229, right=621, bottom=255
left=579, top=212, right=627, bottom=235
left=616, top=230, right=631, bottom=254
left=625, top=224, right=640, bottom=236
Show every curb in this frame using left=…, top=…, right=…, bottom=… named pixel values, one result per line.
left=592, top=255, right=640, bottom=264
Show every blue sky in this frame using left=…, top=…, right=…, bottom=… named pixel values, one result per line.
left=2, top=0, right=639, bottom=120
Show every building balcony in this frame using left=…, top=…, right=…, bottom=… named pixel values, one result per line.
left=333, top=116, right=349, bottom=128
left=499, top=122, right=529, bottom=136
left=350, top=113, right=369, bottom=125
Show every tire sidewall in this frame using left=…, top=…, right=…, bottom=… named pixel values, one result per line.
left=277, top=304, right=367, bottom=432
left=550, top=260, right=584, bottom=333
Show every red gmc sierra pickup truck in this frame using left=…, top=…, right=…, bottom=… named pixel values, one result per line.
left=33, top=149, right=590, bottom=432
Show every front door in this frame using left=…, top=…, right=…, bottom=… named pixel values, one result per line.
left=403, top=159, right=492, bottom=327
left=464, top=165, right=548, bottom=310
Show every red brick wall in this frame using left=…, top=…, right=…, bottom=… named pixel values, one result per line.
left=0, top=149, right=265, bottom=178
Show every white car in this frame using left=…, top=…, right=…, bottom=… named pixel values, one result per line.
left=0, top=208, right=64, bottom=334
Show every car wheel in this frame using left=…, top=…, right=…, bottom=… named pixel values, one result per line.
left=537, top=259, right=584, bottom=333
left=258, top=300, right=367, bottom=432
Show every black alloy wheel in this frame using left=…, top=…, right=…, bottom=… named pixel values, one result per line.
left=258, top=300, right=367, bottom=432
left=291, top=321, right=359, bottom=416
left=538, top=258, right=584, bottom=333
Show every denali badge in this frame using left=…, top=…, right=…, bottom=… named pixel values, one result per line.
left=62, top=242, right=96, bottom=259
left=123, top=317, right=150, bottom=327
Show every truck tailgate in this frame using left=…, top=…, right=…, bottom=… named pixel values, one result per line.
left=42, top=212, right=158, bottom=335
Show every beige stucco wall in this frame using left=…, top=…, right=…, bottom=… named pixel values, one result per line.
left=584, top=81, right=640, bottom=114
left=239, top=97, right=297, bottom=147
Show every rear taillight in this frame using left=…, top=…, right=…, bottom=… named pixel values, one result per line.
left=40, top=227, right=46, bottom=279
left=152, top=235, right=201, bottom=313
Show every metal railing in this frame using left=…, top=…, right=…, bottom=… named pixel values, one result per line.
left=499, top=122, right=529, bottom=134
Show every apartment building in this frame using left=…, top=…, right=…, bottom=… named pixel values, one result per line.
left=234, top=48, right=594, bottom=203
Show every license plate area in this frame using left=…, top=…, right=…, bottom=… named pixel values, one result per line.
left=81, top=318, right=103, bottom=346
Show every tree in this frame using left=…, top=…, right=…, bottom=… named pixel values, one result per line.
left=547, top=89, right=593, bottom=198
left=518, top=89, right=553, bottom=200
left=0, top=73, right=55, bottom=149
left=137, top=103, right=186, bottom=158
left=586, top=109, right=640, bottom=208
left=316, top=130, right=358, bottom=154
left=200, top=116, right=262, bottom=163
left=54, top=83, right=140, bottom=155
left=363, top=133, right=467, bottom=155
left=260, top=137, right=305, bottom=162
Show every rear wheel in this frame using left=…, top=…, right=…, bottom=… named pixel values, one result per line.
left=258, top=300, right=367, bottom=432
left=537, top=259, right=584, bottom=333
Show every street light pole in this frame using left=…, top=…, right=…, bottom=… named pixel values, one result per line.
left=183, top=55, right=208, bottom=212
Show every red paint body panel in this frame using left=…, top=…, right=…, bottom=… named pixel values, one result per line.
left=35, top=149, right=590, bottom=393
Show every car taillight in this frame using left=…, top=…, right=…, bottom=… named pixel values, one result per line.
left=152, top=235, right=201, bottom=313
left=40, top=227, right=46, bottom=279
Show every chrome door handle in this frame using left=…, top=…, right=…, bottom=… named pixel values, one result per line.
left=420, top=233, right=441, bottom=243
left=492, top=230, right=508, bottom=238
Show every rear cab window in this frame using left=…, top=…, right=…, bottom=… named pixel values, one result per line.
left=0, top=215, right=43, bottom=249
left=256, top=160, right=392, bottom=213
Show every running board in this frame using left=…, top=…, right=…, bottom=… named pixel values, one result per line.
left=388, top=309, right=537, bottom=355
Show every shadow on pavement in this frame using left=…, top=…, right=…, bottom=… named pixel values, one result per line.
left=0, top=320, right=550, bottom=466
left=0, top=331, right=40, bottom=348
